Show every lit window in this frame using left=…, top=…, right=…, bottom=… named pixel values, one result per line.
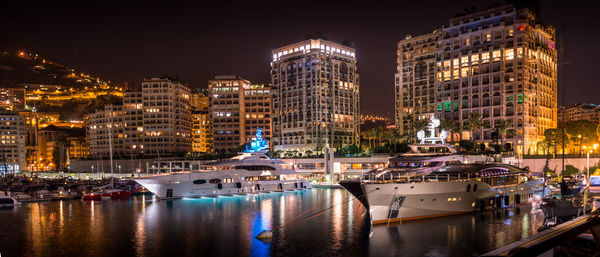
left=443, top=71, right=451, bottom=81
left=443, top=61, right=450, bottom=70
left=461, top=68, right=469, bottom=77
left=517, top=47, right=523, bottom=58
left=505, top=49, right=514, bottom=60
left=482, top=52, right=490, bottom=63
left=461, top=56, right=469, bottom=67
left=471, top=54, right=479, bottom=65
left=492, top=50, right=501, bottom=61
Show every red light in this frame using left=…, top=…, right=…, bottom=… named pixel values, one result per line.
left=518, top=25, right=526, bottom=31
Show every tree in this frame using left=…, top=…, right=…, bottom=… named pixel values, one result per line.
left=366, top=128, right=378, bottom=152
left=544, top=128, right=568, bottom=157
left=412, top=119, right=429, bottom=143
left=52, top=134, right=69, bottom=171
left=440, top=119, right=459, bottom=142
left=565, top=120, right=598, bottom=147
left=494, top=119, right=517, bottom=149
left=374, top=126, right=385, bottom=147
left=465, top=112, right=490, bottom=141
left=563, top=165, right=579, bottom=177
left=385, top=129, right=403, bottom=154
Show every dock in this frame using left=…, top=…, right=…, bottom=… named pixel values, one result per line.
left=482, top=211, right=600, bottom=256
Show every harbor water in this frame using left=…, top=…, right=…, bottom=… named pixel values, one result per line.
left=0, top=188, right=544, bottom=257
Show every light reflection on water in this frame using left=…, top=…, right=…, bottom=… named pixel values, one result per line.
left=0, top=189, right=544, bottom=257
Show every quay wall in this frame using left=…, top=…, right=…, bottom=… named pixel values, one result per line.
left=522, top=158, right=600, bottom=173
left=69, top=159, right=156, bottom=174
left=64, top=156, right=600, bottom=177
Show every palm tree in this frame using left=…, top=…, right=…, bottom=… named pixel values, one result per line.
left=412, top=119, right=429, bottom=143
left=366, top=128, right=378, bottom=151
left=384, top=129, right=403, bottom=153
left=494, top=119, right=517, bottom=148
left=465, top=112, right=489, bottom=141
left=374, top=126, right=386, bottom=148
left=440, top=119, right=459, bottom=143
left=391, top=129, right=404, bottom=153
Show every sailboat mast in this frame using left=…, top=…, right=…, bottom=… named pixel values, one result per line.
left=107, top=106, right=114, bottom=189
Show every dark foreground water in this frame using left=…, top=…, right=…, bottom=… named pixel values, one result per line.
left=0, top=189, right=544, bottom=257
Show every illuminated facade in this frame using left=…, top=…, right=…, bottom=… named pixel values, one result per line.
left=0, top=88, right=26, bottom=111
left=86, top=77, right=192, bottom=158
left=559, top=104, right=600, bottom=123
left=0, top=110, right=26, bottom=174
left=209, top=76, right=272, bottom=152
left=395, top=32, right=440, bottom=134
left=141, top=77, right=192, bottom=156
left=37, top=124, right=87, bottom=171
left=243, top=84, right=272, bottom=147
left=191, top=89, right=212, bottom=152
left=271, top=39, right=360, bottom=152
left=396, top=5, right=557, bottom=155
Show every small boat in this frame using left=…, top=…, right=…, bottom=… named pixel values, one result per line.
left=0, top=191, right=19, bottom=207
left=82, top=188, right=133, bottom=200
left=541, top=198, right=582, bottom=218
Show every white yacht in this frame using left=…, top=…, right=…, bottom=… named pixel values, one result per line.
left=341, top=163, right=544, bottom=224
left=365, top=143, right=491, bottom=181
left=135, top=129, right=311, bottom=199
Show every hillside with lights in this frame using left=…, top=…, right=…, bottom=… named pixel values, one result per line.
left=1, top=36, right=125, bottom=120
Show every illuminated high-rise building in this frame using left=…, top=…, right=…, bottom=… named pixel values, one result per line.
left=396, top=5, right=557, bottom=155
left=395, top=32, right=440, bottom=135
left=86, top=77, right=192, bottom=157
left=271, top=39, right=360, bottom=152
left=209, top=76, right=272, bottom=152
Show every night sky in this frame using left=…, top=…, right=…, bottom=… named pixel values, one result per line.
left=0, top=1, right=597, bottom=118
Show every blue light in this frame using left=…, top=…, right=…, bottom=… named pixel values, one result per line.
left=245, top=128, right=269, bottom=153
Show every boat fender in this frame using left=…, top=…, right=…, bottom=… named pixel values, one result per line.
left=467, top=184, right=471, bottom=192
left=217, top=183, right=223, bottom=190
left=294, top=183, right=298, bottom=189
left=515, top=194, right=521, bottom=204
left=278, top=183, right=282, bottom=190
left=236, top=182, right=242, bottom=189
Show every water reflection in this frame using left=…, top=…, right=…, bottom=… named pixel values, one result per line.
left=0, top=189, right=544, bottom=257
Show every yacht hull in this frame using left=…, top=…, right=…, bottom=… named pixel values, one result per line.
left=341, top=180, right=544, bottom=224
left=135, top=174, right=311, bottom=199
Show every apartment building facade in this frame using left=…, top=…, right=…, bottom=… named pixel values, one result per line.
left=86, top=77, right=192, bottom=158
left=208, top=76, right=272, bottom=152
left=271, top=39, right=360, bottom=152
left=395, top=32, right=440, bottom=134
left=559, top=104, right=600, bottom=123
left=191, top=89, right=211, bottom=153
left=0, top=110, right=26, bottom=174
left=396, top=5, right=557, bottom=155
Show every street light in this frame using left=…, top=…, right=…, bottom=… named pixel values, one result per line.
left=578, top=134, right=582, bottom=158
left=583, top=145, right=597, bottom=214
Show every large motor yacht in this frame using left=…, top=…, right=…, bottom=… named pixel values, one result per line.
left=341, top=163, right=544, bottom=224
left=365, top=143, right=491, bottom=180
left=135, top=129, right=311, bottom=199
